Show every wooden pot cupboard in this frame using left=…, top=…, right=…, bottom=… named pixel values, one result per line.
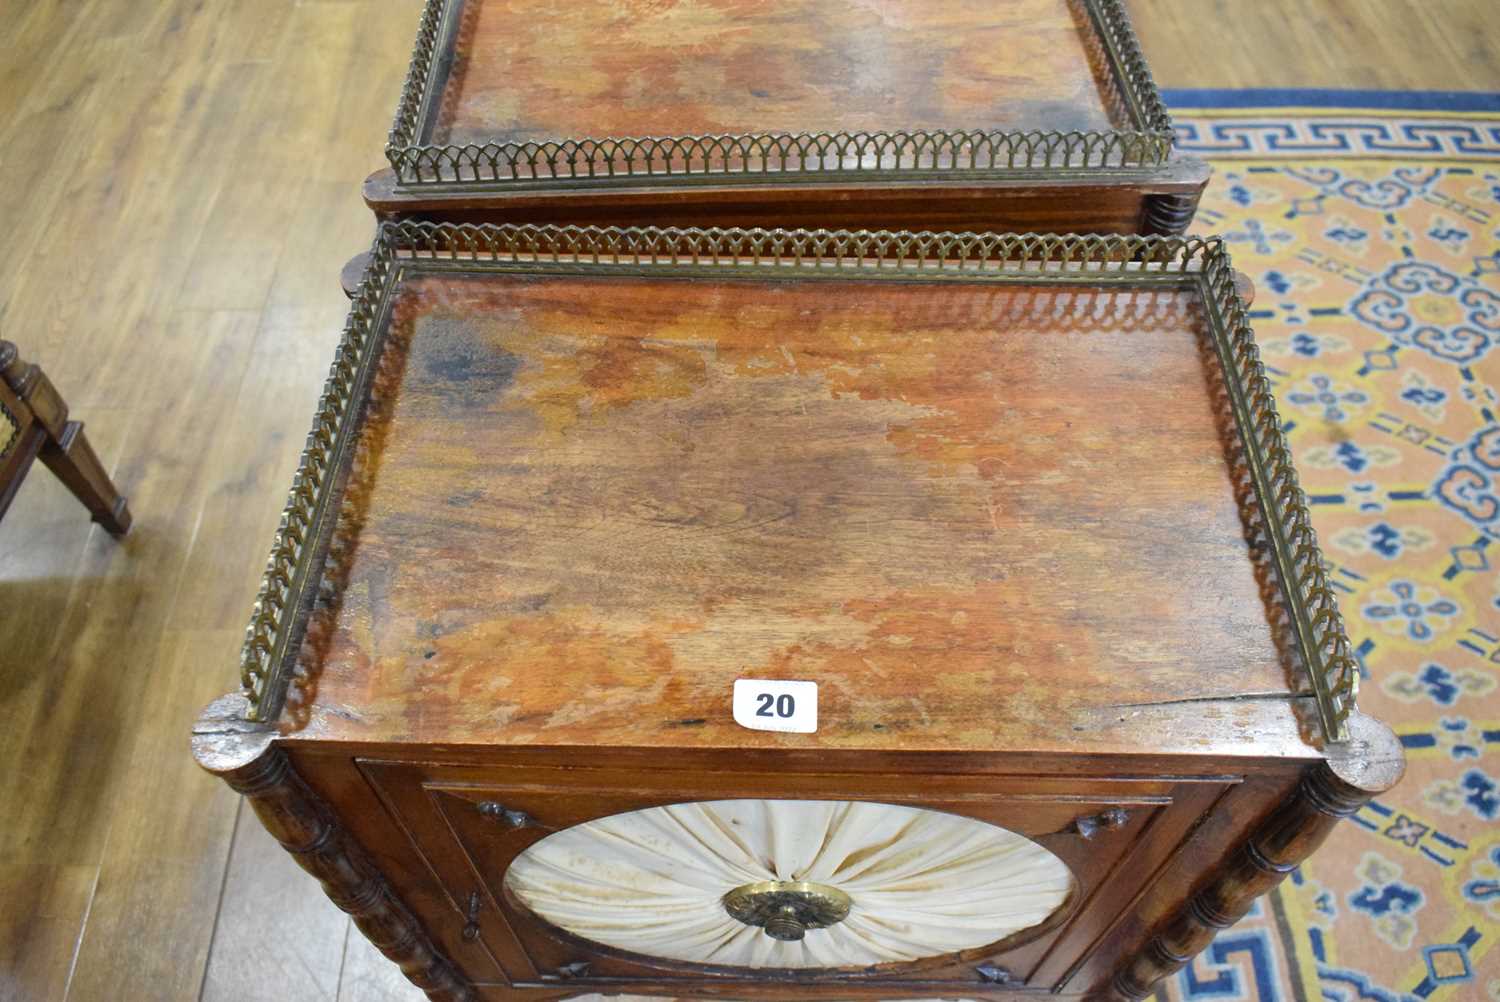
left=363, top=0, right=1209, bottom=235
left=192, top=224, right=1402, bottom=1002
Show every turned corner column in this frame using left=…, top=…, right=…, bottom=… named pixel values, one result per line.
left=1142, top=190, right=1203, bottom=236
left=192, top=693, right=477, bottom=1002
left=1104, top=713, right=1405, bottom=1001
left=1141, top=157, right=1212, bottom=237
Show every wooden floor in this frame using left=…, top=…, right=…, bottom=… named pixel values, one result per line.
left=1136, top=0, right=1500, bottom=90
left=0, top=2, right=1495, bottom=1001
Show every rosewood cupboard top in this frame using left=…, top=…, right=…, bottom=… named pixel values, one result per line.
left=234, top=225, right=1360, bottom=768
left=427, top=0, right=1119, bottom=141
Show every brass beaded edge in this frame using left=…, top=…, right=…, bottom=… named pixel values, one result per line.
left=1087, top=0, right=1173, bottom=136
left=238, top=240, right=401, bottom=721
left=386, top=0, right=447, bottom=155
left=1195, top=244, right=1360, bottom=742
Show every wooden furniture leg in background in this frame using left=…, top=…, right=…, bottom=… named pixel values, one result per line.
left=0, top=339, right=132, bottom=535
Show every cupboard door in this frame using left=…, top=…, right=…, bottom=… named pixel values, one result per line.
left=359, top=759, right=1234, bottom=996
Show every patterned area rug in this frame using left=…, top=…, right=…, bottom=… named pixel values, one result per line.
left=1155, top=90, right=1500, bottom=1002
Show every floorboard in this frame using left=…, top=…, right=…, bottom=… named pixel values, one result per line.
left=1132, top=0, right=1500, bottom=90
left=199, top=804, right=349, bottom=1002
left=0, top=2, right=420, bottom=999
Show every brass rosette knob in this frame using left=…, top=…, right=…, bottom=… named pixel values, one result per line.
left=721, top=880, right=853, bottom=942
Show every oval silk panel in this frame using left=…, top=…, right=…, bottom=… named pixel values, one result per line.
left=504, top=799, right=1077, bottom=969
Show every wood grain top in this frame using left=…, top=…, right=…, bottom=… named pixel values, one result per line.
left=279, top=270, right=1318, bottom=760
left=429, top=0, right=1122, bottom=145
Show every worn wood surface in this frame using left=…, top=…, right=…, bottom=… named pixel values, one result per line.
left=0, top=1, right=1488, bottom=1000
left=284, top=273, right=1307, bottom=758
left=433, top=0, right=1119, bottom=145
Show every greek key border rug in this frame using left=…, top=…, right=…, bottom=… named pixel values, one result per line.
left=1153, top=88, right=1500, bottom=1002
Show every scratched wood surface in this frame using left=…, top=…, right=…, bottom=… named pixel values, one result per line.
left=280, top=273, right=1307, bottom=759
left=431, top=0, right=1120, bottom=145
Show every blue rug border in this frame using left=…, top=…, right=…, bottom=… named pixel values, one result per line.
left=1162, top=88, right=1500, bottom=113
